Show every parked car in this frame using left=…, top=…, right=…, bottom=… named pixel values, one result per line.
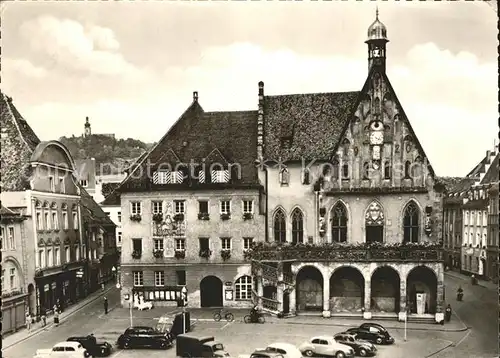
left=176, top=334, right=230, bottom=357
left=34, top=341, right=89, bottom=358
left=256, top=343, right=303, bottom=358
left=298, top=336, right=354, bottom=358
left=67, top=334, right=112, bottom=357
left=249, top=350, right=286, bottom=358
left=344, top=323, right=394, bottom=345
left=116, top=326, right=173, bottom=349
left=333, top=333, right=377, bottom=357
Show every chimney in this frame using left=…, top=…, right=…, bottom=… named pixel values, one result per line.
left=257, top=81, right=265, bottom=159
left=193, top=91, right=198, bottom=102
left=486, top=150, right=491, bottom=162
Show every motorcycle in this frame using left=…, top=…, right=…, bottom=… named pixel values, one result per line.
left=244, top=312, right=265, bottom=324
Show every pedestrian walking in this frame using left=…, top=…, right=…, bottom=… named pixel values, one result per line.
left=445, top=304, right=452, bottom=322
left=40, top=308, right=47, bottom=327
left=53, top=304, right=60, bottom=326
left=25, top=311, right=32, bottom=331
left=103, top=297, right=108, bottom=314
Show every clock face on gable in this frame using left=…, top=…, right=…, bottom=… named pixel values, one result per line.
left=369, top=120, right=384, bottom=145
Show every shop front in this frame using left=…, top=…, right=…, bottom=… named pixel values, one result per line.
left=35, top=267, right=82, bottom=314
left=1, top=291, right=29, bottom=334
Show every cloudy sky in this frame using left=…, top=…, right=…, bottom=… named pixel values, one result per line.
left=1, top=1, right=497, bottom=176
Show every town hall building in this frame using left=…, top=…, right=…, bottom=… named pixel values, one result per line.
left=117, top=12, right=445, bottom=323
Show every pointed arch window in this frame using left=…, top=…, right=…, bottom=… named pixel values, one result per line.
left=403, top=201, right=420, bottom=243
left=302, top=168, right=310, bottom=185
left=384, top=161, right=391, bottom=179
left=331, top=203, right=348, bottom=243
left=363, top=161, right=370, bottom=180
left=365, top=201, right=384, bottom=244
left=341, top=138, right=350, bottom=156
left=291, top=209, right=304, bottom=244
left=332, top=160, right=339, bottom=179
left=279, top=168, right=289, bottom=186
left=342, top=164, right=349, bottom=180
left=273, top=209, right=286, bottom=243
left=404, top=161, right=411, bottom=178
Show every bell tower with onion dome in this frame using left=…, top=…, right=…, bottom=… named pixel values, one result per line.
left=365, top=8, right=389, bottom=73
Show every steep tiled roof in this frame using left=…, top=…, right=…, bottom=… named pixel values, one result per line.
left=263, top=91, right=359, bottom=161
left=437, top=177, right=475, bottom=193
left=119, top=99, right=260, bottom=191
left=1, top=93, right=41, bottom=191
left=101, top=183, right=121, bottom=206
left=0, top=205, right=17, bottom=216
left=80, top=185, right=116, bottom=227
left=480, top=151, right=499, bottom=184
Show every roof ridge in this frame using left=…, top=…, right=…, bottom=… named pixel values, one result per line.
left=2, top=93, right=36, bottom=153
left=203, top=110, right=257, bottom=115
left=266, top=90, right=359, bottom=98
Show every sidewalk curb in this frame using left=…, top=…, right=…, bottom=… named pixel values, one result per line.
left=4, top=285, right=116, bottom=349
left=265, top=319, right=470, bottom=332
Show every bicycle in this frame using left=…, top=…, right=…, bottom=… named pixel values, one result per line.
left=213, top=309, right=234, bottom=322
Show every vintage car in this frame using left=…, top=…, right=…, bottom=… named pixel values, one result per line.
left=176, top=334, right=230, bottom=358
left=67, top=334, right=112, bottom=357
left=256, top=343, right=303, bottom=358
left=344, top=323, right=395, bottom=345
left=333, top=333, right=377, bottom=357
left=298, top=336, right=354, bottom=358
left=116, top=326, right=173, bottom=349
left=34, top=341, right=89, bottom=358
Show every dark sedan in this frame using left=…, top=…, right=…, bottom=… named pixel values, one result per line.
left=345, top=323, right=394, bottom=345
left=117, top=326, right=174, bottom=349
left=333, top=333, right=377, bottom=356
left=67, top=334, right=112, bottom=357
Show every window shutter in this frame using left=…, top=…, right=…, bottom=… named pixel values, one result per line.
left=198, top=170, right=205, bottom=183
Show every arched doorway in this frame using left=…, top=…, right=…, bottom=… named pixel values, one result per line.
left=200, top=276, right=223, bottom=308
left=296, top=266, right=323, bottom=311
left=330, top=267, right=364, bottom=312
left=371, top=266, right=400, bottom=313
left=406, top=266, right=437, bottom=314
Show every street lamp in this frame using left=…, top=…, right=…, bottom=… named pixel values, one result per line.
left=181, top=286, right=188, bottom=334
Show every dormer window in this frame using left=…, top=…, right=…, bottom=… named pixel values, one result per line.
left=211, top=168, right=229, bottom=183
left=279, top=168, right=289, bottom=186
left=153, top=170, right=184, bottom=184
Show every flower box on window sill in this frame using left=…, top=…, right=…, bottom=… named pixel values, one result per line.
left=221, top=249, right=231, bottom=260
left=152, top=213, right=163, bottom=223
left=132, top=250, right=142, bottom=259
left=220, top=213, right=231, bottom=221
left=243, top=213, right=254, bottom=221
left=153, top=249, right=164, bottom=258
left=2, top=289, right=23, bottom=299
left=174, top=213, right=185, bottom=222
left=174, top=249, right=186, bottom=259
left=199, top=248, right=212, bottom=259
left=130, top=214, right=142, bottom=222
left=198, top=212, right=210, bottom=221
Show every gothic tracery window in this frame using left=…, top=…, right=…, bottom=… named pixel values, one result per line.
left=365, top=201, right=384, bottom=244
left=331, top=203, right=348, bottom=243
left=273, top=209, right=286, bottom=243
left=291, top=208, right=304, bottom=244
left=403, top=201, right=420, bottom=243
